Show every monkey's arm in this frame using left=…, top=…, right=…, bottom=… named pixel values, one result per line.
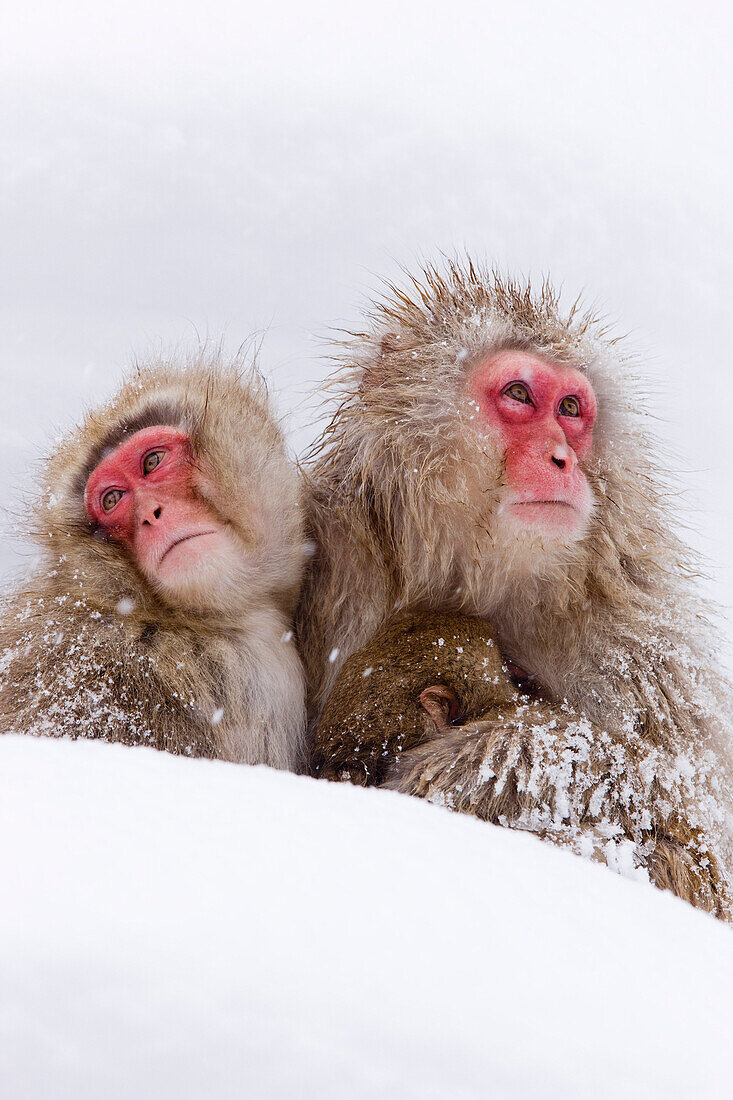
left=0, top=607, right=219, bottom=758
left=384, top=710, right=731, bottom=919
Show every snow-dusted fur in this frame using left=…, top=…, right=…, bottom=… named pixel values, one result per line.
left=298, top=259, right=733, bottom=899
left=386, top=684, right=730, bottom=918
left=0, top=352, right=307, bottom=770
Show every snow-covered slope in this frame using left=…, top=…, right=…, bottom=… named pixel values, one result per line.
left=1, top=735, right=732, bottom=1100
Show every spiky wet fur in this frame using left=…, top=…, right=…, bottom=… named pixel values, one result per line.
left=0, top=350, right=307, bottom=769
left=298, top=258, right=733, bottom=906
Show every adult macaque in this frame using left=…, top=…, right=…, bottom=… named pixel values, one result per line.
left=299, top=259, right=733, bottom=904
left=315, top=611, right=729, bottom=917
left=0, top=355, right=307, bottom=768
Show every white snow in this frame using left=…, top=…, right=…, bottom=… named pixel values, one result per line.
left=2, top=734, right=733, bottom=1100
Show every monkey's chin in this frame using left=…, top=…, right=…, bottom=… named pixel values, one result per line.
left=493, top=503, right=591, bottom=564
left=505, top=501, right=586, bottom=536
left=146, top=530, right=253, bottom=615
left=158, top=530, right=221, bottom=570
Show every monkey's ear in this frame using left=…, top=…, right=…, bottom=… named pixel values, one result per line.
left=419, top=685, right=463, bottom=733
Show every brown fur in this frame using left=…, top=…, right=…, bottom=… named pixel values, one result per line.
left=389, top=727, right=729, bottom=918
left=313, top=611, right=517, bottom=784
left=317, top=611, right=729, bottom=917
left=0, top=351, right=307, bottom=769
left=298, top=257, right=733, bottom=908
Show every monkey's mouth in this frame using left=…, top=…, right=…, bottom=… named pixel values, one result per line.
left=512, top=500, right=576, bottom=510
left=159, top=530, right=219, bottom=563
left=508, top=500, right=581, bottom=529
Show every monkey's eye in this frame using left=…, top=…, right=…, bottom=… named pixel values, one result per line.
left=558, top=396, right=580, bottom=417
left=101, top=489, right=124, bottom=513
left=142, top=450, right=165, bottom=475
left=502, top=382, right=532, bottom=405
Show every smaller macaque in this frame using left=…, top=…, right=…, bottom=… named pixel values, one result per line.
left=314, top=612, right=730, bottom=919
left=312, top=611, right=518, bottom=784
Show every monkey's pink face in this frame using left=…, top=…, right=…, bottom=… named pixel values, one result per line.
left=468, top=351, right=597, bottom=541
left=84, top=426, right=231, bottom=593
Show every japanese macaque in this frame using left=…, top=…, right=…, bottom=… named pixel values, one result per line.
left=0, top=354, right=307, bottom=769
left=315, top=611, right=730, bottom=918
left=313, top=610, right=517, bottom=784
left=298, top=259, right=733, bottom=910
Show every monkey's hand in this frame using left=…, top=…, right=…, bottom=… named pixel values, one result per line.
left=382, top=719, right=520, bottom=818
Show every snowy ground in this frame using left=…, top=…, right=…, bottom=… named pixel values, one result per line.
left=2, top=735, right=733, bottom=1100
left=2, top=3, right=733, bottom=1096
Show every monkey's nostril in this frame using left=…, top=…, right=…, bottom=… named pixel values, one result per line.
left=551, top=456, right=566, bottom=469
left=153, top=507, right=162, bottom=519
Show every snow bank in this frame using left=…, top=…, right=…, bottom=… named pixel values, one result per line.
left=1, top=735, right=731, bottom=1099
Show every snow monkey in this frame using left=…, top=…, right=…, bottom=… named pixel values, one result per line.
left=0, top=354, right=307, bottom=769
left=313, top=610, right=518, bottom=785
left=314, top=611, right=730, bottom=918
left=298, top=259, right=733, bottom=912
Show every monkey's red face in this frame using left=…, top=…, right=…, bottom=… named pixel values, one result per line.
left=85, top=426, right=235, bottom=598
left=469, top=351, right=597, bottom=542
